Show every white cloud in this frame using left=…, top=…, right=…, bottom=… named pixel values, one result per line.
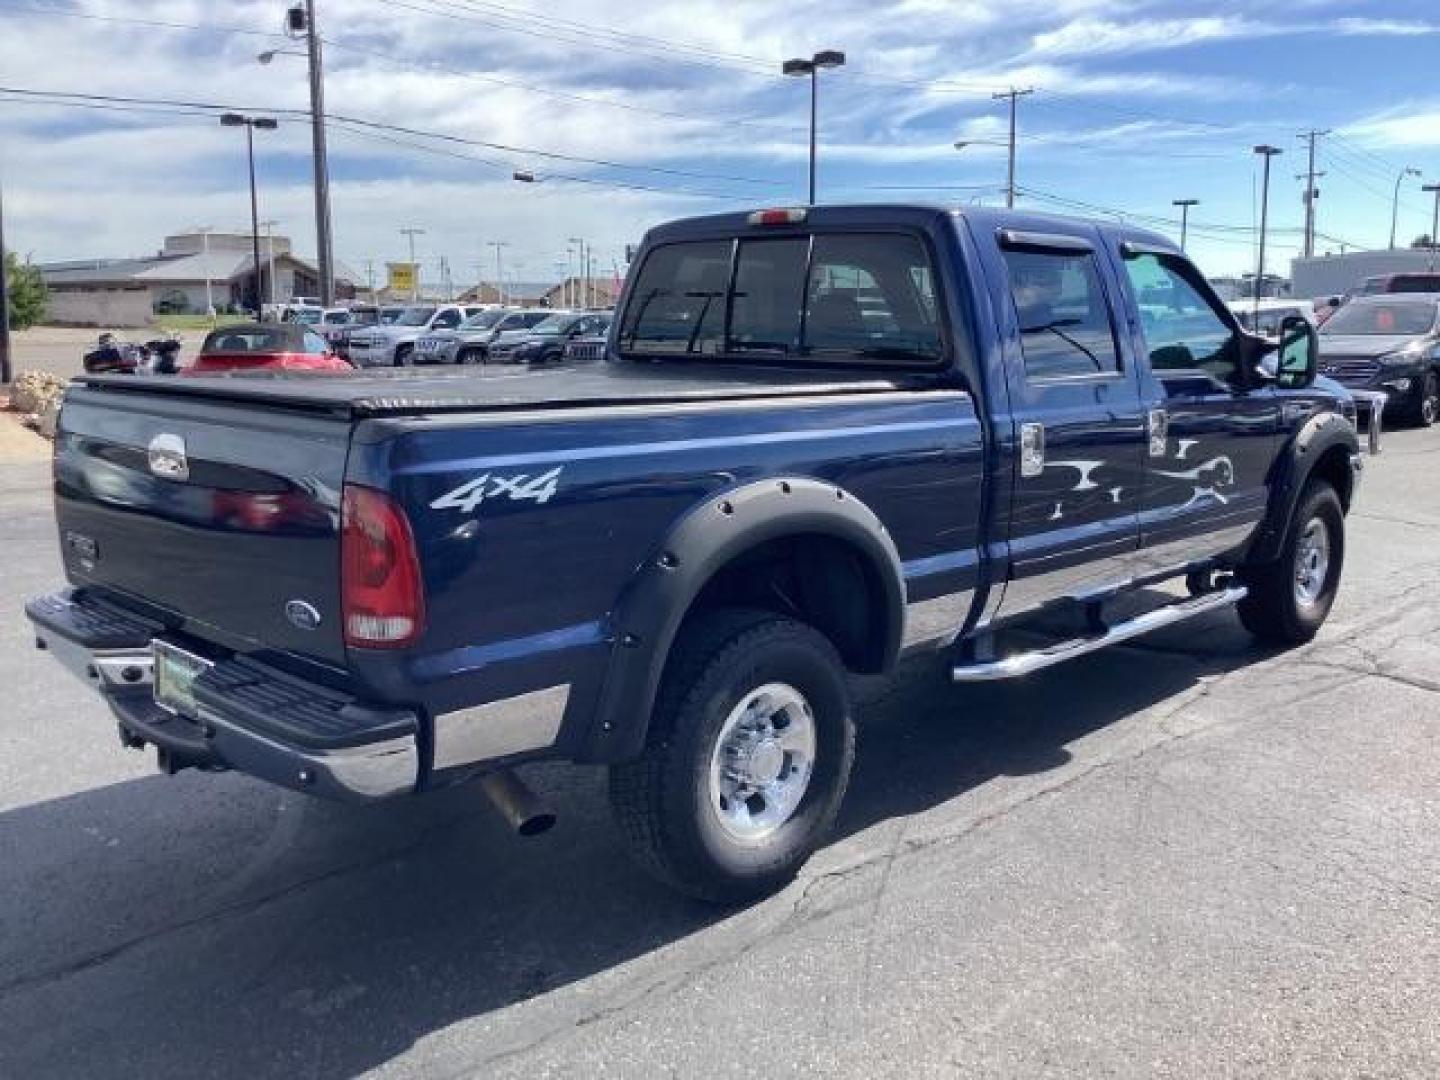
left=1025, top=13, right=1439, bottom=59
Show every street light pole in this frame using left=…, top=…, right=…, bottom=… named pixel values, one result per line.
left=1172, top=198, right=1199, bottom=251
left=1390, top=167, right=1421, bottom=250
left=488, top=241, right=509, bottom=306
left=782, top=50, right=845, bottom=205
left=1253, top=144, right=1283, bottom=319
left=1424, top=183, right=1440, bottom=271
left=399, top=228, right=424, bottom=301
left=0, top=177, right=11, bottom=385
left=220, top=112, right=279, bottom=319
left=992, top=87, right=1034, bottom=209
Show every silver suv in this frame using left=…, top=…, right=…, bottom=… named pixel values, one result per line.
left=346, top=304, right=484, bottom=367
left=421, top=308, right=558, bottom=365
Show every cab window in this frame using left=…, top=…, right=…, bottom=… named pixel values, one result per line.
left=999, top=248, right=1120, bottom=379
left=1123, top=252, right=1235, bottom=382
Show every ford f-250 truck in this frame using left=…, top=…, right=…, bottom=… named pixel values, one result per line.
left=27, top=205, right=1363, bottom=902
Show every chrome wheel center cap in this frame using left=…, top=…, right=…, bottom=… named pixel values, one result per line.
left=741, top=738, right=786, bottom=786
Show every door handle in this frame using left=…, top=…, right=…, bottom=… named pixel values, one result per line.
left=1020, top=422, right=1045, bottom=478
left=1147, top=408, right=1169, bottom=457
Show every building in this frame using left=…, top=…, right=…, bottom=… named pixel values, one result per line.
left=39, top=230, right=355, bottom=327
left=1290, top=247, right=1440, bottom=299
left=541, top=275, right=624, bottom=309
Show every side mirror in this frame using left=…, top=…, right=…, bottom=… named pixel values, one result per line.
left=1275, top=315, right=1318, bottom=390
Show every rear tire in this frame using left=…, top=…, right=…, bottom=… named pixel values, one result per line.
left=609, top=609, right=854, bottom=904
left=1238, top=481, right=1344, bottom=645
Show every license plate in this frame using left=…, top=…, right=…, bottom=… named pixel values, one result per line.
left=152, top=640, right=213, bottom=717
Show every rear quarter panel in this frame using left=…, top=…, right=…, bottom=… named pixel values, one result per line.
left=346, top=392, right=985, bottom=745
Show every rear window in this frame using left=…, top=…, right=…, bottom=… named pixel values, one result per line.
left=202, top=327, right=297, bottom=354
left=619, top=233, right=943, bottom=366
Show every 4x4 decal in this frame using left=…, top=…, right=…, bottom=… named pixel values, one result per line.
left=431, top=467, right=563, bottom=513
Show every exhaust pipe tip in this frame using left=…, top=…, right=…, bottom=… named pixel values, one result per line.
left=479, top=769, right=556, bottom=837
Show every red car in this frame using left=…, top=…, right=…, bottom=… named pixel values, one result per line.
left=184, top=323, right=353, bottom=375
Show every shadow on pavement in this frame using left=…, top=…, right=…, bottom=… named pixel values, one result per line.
left=0, top=608, right=1261, bottom=1078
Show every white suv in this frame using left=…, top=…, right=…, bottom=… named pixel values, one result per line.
left=346, top=304, right=482, bottom=367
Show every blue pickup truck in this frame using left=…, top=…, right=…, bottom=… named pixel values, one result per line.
left=27, top=205, right=1363, bottom=902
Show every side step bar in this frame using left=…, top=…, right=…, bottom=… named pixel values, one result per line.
left=951, top=586, right=1248, bottom=683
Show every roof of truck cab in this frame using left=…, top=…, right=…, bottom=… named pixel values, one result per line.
left=641, top=202, right=1175, bottom=254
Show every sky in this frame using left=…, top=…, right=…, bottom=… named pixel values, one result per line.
left=2, top=0, right=1439, bottom=289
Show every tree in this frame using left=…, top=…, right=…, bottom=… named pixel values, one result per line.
left=4, top=251, right=46, bottom=329
left=1410, top=234, right=1435, bottom=250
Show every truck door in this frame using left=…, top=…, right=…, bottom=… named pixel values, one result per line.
left=990, top=227, right=1147, bottom=615
left=1112, top=247, right=1279, bottom=573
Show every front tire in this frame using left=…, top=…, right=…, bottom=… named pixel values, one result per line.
left=394, top=344, right=414, bottom=367
left=458, top=347, right=482, bottom=366
left=1238, top=481, right=1344, bottom=645
left=1409, top=371, right=1437, bottom=428
left=609, top=609, right=855, bottom=903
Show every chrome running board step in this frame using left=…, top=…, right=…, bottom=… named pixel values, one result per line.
left=951, top=586, right=1248, bottom=682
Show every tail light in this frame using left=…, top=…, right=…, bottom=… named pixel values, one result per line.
left=341, top=484, right=425, bottom=648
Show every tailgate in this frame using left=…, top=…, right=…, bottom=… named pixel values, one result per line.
left=54, top=385, right=351, bottom=666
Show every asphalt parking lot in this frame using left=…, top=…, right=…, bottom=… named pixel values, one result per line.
left=1, top=426, right=1437, bottom=1078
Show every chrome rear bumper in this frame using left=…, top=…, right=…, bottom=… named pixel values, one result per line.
left=27, top=591, right=419, bottom=802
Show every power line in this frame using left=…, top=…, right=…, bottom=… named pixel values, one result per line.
left=0, top=0, right=809, bottom=135
left=0, top=84, right=788, bottom=188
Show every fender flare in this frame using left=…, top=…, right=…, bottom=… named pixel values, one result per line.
left=575, top=477, right=905, bottom=762
left=1249, top=410, right=1359, bottom=564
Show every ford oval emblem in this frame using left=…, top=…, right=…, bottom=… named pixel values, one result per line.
left=285, top=600, right=323, bottom=631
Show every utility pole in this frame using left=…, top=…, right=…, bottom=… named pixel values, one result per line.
left=1425, top=183, right=1440, bottom=271
left=1172, top=198, right=1199, bottom=251
left=0, top=177, right=11, bottom=385
left=1296, top=129, right=1329, bottom=259
left=488, top=241, right=509, bottom=306
left=198, top=226, right=215, bottom=319
left=260, top=219, right=279, bottom=308
left=993, top=87, right=1033, bottom=209
left=400, top=228, right=424, bottom=300
left=1253, top=144, right=1283, bottom=318
left=283, top=2, right=335, bottom=306
left=568, top=237, right=585, bottom=308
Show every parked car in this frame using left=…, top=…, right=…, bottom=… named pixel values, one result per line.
left=324, top=305, right=380, bottom=360
left=1354, top=272, right=1440, bottom=297
left=346, top=304, right=479, bottom=367
left=1318, top=294, right=1440, bottom=426
left=422, top=308, right=558, bottom=365
left=490, top=311, right=611, bottom=365
left=1229, top=299, right=1316, bottom=340
left=182, top=323, right=352, bottom=375
left=26, top=204, right=1361, bottom=903
left=561, top=316, right=614, bottom=363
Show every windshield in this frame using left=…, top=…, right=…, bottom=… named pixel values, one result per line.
left=288, top=308, right=322, bottom=325
left=529, top=315, right=575, bottom=335
left=460, top=309, right=506, bottom=330
left=1321, top=301, right=1436, bottom=336
left=396, top=307, right=438, bottom=326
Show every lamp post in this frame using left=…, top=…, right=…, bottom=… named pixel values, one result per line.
left=1172, top=198, right=1199, bottom=251
left=220, top=112, right=279, bottom=319
left=1424, top=183, right=1440, bottom=270
left=488, top=240, right=510, bottom=306
left=1390, top=167, right=1421, bottom=250
left=1252, top=144, right=1283, bottom=318
left=782, top=49, right=845, bottom=205
left=568, top=236, right=586, bottom=308
left=953, top=139, right=1006, bottom=203
left=0, top=177, right=11, bottom=385
left=399, top=228, right=425, bottom=301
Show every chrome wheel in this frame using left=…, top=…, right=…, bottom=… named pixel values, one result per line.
left=1422, top=392, right=1437, bottom=426
left=707, top=682, right=815, bottom=844
left=1293, top=517, right=1330, bottom=607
